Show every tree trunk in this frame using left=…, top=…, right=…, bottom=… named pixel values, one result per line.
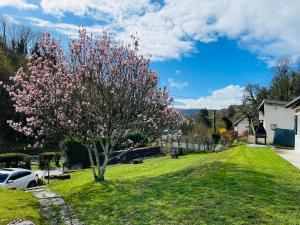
left=87, top=147, right=97, bottom=180
left=94, top=141, right=111, bottom=182
left=98, top=153, right=109, bottom=181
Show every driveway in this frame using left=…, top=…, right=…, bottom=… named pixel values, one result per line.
left=34, top=168, right=63, bottom=178
left=273, top=148, right=300, bottom=169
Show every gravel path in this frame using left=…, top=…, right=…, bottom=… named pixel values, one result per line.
left=26, top=187, right=83, bottom=225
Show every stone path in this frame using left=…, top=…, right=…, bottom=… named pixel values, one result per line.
left=273, top=148, right=300, bottom=169
left=26, top=187, right=83, bottom=225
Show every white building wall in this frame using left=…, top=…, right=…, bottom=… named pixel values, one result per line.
left=235, top=117, right=249, bottom=136
left=295, top=108, right=300, bottom=152
left=260, top=104, right=294, bottom=144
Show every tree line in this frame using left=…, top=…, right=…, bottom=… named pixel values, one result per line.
left=0, top=16, right=36, bottom=143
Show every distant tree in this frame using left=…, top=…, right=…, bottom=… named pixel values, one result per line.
left=270, top=57, right=293, bottom=101
left=10, top=25, right=35, bottom=54
left=0, top=41, right=27, bottom=143
left=227, top=105, right=236, bottom=120
left=240, top=83, right=269, bottom=134
left=221, top=116, right=233, bottom=130
left=195, top=108, right=211, bottom=128
left=189, top=122, right=211, bottom=146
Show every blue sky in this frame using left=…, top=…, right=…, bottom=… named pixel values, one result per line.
left=1, top=0, right=299, bottom=109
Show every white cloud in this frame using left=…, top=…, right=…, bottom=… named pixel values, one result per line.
left=175, top=85, right=244, bottom=109
left=175, top=70, right=181, bottom=75
left=25, top=17, right=111, bottom=38
left=21, top=0, right=300, bottom=63
left=26, top=17, right=83, bottom=37
left=167, top=78, right=188, bottom=90
left=39, top=0, right=157, bottom=19
left=0, top=0, right=38, bottom=10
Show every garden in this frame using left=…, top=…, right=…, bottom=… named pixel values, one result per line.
left=0, top=20, right=300, bottom=225
left=2, top=145, right=300, bottom=224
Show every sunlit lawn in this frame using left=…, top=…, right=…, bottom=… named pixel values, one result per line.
left=50, top=145, right=300, bottom=225
left=0, top=188, right=43, bottom=224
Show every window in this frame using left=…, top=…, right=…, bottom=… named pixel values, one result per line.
left=8, top=171, right=31, bottom=181
left=270, top=124, right=277, bottom=130
left=295, top=115, right=298, bottom=135
left=0, top=173, right=8, bottom=183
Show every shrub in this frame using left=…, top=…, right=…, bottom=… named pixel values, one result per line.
left=54, top=152, right=63, bottom=167
left=38, top=152, right=62, bottom=169
left=0, top=153, right=31, bottom=169
left=219, top=128, right=235, bottom=148
left=59, top=137, right=90, bottom=169
left=60, top=133, right=149, bottom=170
left=211, top=133, right=220, bottom=144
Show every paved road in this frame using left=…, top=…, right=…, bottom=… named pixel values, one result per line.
left=273, top=148, right=300, bottom=169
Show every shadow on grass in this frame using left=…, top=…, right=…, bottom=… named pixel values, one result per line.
left=64, top=159, right=300, bottom=225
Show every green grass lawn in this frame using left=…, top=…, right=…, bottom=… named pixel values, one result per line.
left=50, top=146, right=300, bottom=225
left=0, top=188, right=43, bottom=224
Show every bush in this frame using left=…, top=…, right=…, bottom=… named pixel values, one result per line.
left=219, top=128, right=235, bottom=148
left=38, top=152, right=62, bottom=169
left=0, top=153, right=31, bottom=169
left=54, top=152, right=63, bottom=167
left=60, top=133, right=149, bottom=170
left=59, top=137, right=90, bottom=169
left=211, top=133, right=221, bottom=144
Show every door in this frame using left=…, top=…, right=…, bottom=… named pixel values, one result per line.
left=6, top=171, right=32, bottom=189
left=6, top=172, right=22, bottom=189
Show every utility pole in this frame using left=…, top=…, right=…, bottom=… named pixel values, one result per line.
left=213, top=110, right=216, bottom=133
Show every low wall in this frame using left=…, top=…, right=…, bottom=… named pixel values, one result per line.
left=248, top=135, right=255, bottom=144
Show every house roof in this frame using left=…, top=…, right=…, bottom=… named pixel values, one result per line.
left=286, top=96, right=300, bottom=109
left=233, top=115, right=247, bottom=126
left=258, top=99, right=289, bottom=111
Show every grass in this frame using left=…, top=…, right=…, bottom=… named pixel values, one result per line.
left=0, top=188, right=43, bottom=224
left=49, top=145, right=300, bottom=225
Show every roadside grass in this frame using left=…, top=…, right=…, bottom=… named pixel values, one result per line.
left=50, top=146, right=300, bottom=225
left=0, top=188, right=43, bottom=224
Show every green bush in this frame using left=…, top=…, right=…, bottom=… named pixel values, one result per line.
left=211, top=133, right=220, bottom=144
left=59, top=137, right=90, bottom=169
left=54, top=152, right=63, bottom=167
left=38, top=152, right=62, bottom=169
left=0, top=153, right=31, bottom=169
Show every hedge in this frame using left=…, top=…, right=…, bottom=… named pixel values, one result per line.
left=0, top=153, right=31, bottom=169
left=38, top=152, right=63, bottom=169
left=60, top=132, right=149, bottom=169
left=0, top=146, right=62, bottom=156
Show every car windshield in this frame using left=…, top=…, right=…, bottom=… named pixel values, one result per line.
left=0, top=173, right=8, bottom=183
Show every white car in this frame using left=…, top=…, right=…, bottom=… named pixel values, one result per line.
left=0, top=168, right=38, bottom=190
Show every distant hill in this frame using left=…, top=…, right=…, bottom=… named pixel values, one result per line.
left=177, top=108, right=201, bottom=117
left=177, top=105, right=242, bottom=121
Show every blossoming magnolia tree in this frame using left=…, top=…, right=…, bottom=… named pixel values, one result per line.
left=1, top=29, right=181, bottom=181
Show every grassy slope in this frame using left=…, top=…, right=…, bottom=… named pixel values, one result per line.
left=0, top=188, right=43, bottom=224
left=50, top=146, right=300, bottom=225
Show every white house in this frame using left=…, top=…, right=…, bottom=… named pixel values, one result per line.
left=233, top=116, right=249, bottom=136
left=258, top=99, right=294, bottom=144
left=286, top=97, right=300, bottom=152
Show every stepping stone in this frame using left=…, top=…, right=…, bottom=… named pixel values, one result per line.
left=27, top=188, right=84, bottom=225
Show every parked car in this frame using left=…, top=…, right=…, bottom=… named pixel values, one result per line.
left=0, top=168, right=38, bottom=189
